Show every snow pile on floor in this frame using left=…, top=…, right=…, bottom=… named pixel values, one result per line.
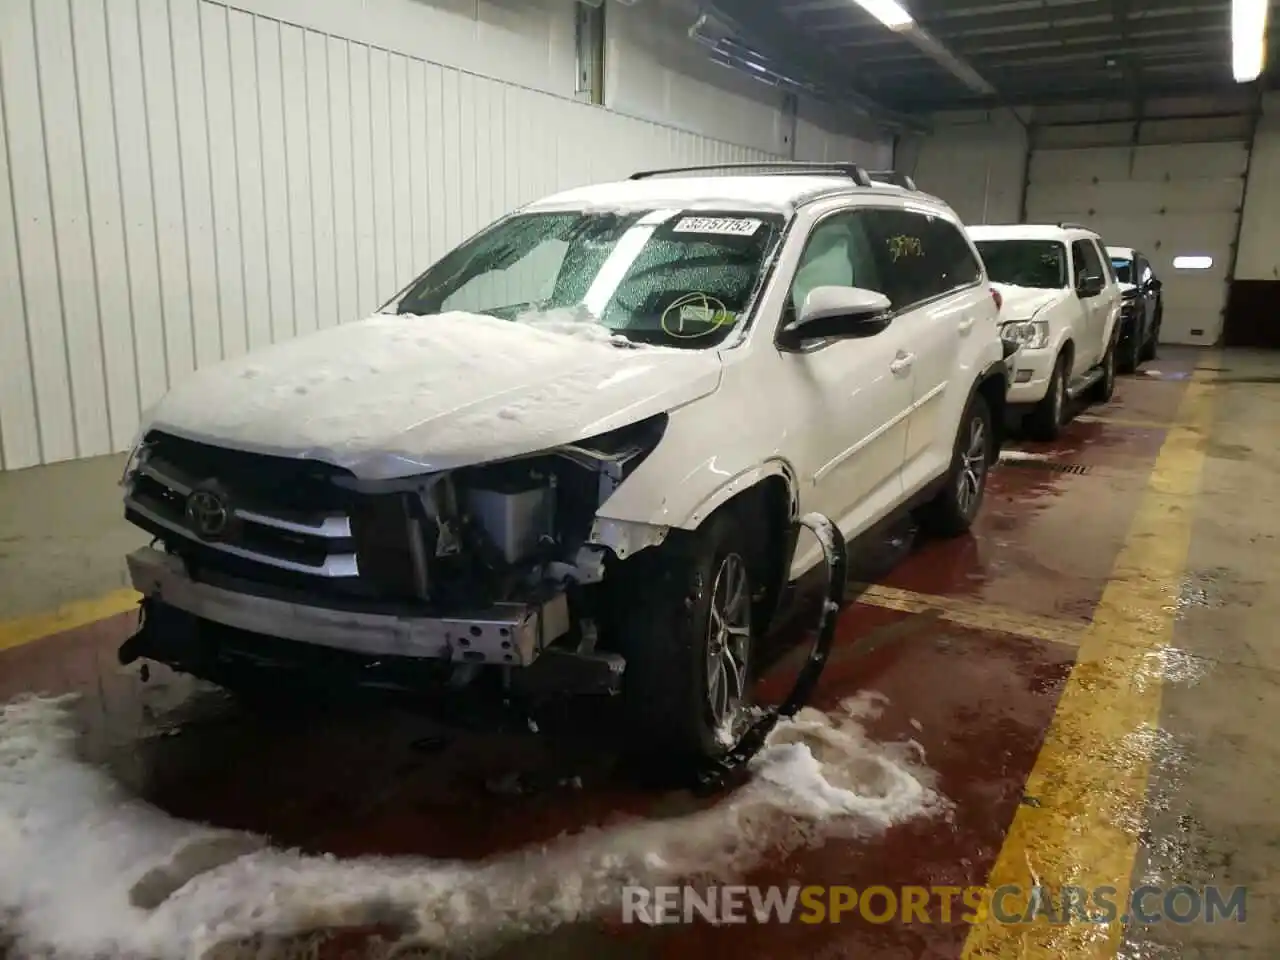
left=0, top=692, right=944, bottom=959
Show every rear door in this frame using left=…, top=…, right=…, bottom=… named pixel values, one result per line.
left=1070, top=238, right=1109, bottom=368
left=862, top=207, right=986, bottom=486
left=1136, top=253, right=1157, bottom=334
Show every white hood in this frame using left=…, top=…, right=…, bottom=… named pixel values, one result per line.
left=142, top=312, right=723, bottom=480
left=992, top=282, right=1070, bottom=320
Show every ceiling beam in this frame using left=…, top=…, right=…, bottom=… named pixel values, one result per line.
left=700, top=0, right=928, bottom=129
left=889, top=78, right=1258, bottom=113
left=855, top=35, right=1232, bottom=74
left=836, top=11, right=1229, bottom=57
left=1112, top=0, right=1142, bottom=116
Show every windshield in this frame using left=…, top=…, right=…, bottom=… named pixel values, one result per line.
left=1111, top=257, right=1133, bottom=283
left=975, top=239, right=1067, bottom=290
left=387, top=209, right=786, bottom=348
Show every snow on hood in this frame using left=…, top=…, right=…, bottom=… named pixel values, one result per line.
left=142, top=311, right=723, bottom=480
left=991, top=282, right=1069, bottom=321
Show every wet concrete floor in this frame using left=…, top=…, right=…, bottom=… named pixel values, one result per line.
left=1, top=347, right=1276, bottom=959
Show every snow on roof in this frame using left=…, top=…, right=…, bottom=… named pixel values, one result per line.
left=524, top=174, right=914, bottom=214
left=1106, top=245, right=1135, bottom=260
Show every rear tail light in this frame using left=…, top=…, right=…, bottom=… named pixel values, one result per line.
left=990, top=287, right=1003, bottom=311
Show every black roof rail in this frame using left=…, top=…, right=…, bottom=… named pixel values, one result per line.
left=628, top=161, right=872, bottom=187
left=867, top=170, right=917, bottom=190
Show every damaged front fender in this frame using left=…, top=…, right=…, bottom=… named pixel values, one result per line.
left=586, top=517, right=670, bottom=561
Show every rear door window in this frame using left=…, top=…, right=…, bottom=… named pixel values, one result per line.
left=863, top=209, right=979, bottom=309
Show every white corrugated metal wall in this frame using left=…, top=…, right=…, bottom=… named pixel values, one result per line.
left=904, top=109, right=1028, bottom=226
left=0, top=0, right=889, bottom=471
left=1237, top=92, right=1280, bottom=283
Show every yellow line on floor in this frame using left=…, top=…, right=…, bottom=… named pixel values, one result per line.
left=961, top=370, right=1217, bottom=959
left=0, top=588, right=140, bottom=653
left=853, top=583, right=1085, bottom=648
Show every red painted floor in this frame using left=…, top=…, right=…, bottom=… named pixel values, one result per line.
left=0, top=361, right=1200, bottom=959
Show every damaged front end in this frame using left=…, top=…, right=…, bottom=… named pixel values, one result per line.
left=119, top=416, right=670, bottom=702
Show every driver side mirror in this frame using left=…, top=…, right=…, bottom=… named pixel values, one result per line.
left=780, top=286, right=893, bottom=347
left=1076, top=273, right=1105, bottom=298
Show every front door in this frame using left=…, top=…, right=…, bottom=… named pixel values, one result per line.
left=779, top=208, right=914, bottom=576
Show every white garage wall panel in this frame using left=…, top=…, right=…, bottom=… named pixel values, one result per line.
left=1026, top=132, right=1248, bottom=346
left=1236, top=96, right=1280, bottom=281
left=902, top=110, right=1028, bottom=226
left=0, top=0, right=884, bottom=472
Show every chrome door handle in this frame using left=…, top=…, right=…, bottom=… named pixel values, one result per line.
left=890, top=353, right=915, bottom=375
left=958, top=317, right=974, bottom=334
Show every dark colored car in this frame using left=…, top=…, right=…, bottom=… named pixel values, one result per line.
left=1107, top=246, right=1163, bottom=372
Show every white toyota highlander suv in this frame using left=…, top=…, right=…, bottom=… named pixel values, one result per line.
left=119, top=163, right=1009, bottom=770
left=969, top=223, right=1122, bottom=440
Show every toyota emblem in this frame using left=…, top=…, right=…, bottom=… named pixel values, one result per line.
left=185, top=489, right=230, bottom=540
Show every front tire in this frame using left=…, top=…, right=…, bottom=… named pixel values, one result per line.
left=1027, top=354, right=1068, bottom=441
left=918, top=393, right=993, bottom=538
left=607, top=511, right=756, bottom=774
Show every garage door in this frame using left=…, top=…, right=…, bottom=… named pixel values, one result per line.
left=1026, top=139, right=1248, bottom=346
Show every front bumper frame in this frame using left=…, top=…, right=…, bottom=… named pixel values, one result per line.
left=126, top=546, right=569, bottom=667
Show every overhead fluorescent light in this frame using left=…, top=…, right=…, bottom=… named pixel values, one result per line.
left=1232, top=0, right=1269, bottom=82
left=1173, top=255, right=1214, bottom=270
left=853, top=0, right=914, bottom=30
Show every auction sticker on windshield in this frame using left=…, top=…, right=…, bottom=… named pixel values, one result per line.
left=672, top=217, right=762, bottom=236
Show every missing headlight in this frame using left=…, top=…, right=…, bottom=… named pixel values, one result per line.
left=553, top=413, right=668, bottom=504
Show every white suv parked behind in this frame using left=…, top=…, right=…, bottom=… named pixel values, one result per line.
left=969, top=223, right=1122, bottom=440
left=119, top=163, right=1009, bottom=771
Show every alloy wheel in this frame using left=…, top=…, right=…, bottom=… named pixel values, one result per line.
left=705, top=552, right=752, bottom=732
left=957, top=415, right=988, bottom=518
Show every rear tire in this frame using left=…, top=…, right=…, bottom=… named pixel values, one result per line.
left=607, top=511, right=756, bottom=776
left=1140, top=307, right=1160, bottom=362
left=1118, top=323, right=1140, bottom=374
left=1027, top=354, right=1068, bottom=441
left=917, top=394, right=993, bottom=538
left=1090, top=336, right=1117, bottom=404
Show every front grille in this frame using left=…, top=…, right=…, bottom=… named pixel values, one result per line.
left=125, top=431, right=364, bottom=581
left=349, top=492, right=430, bottom=600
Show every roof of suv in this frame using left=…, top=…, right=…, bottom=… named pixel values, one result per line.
left=967, top=223, right=1100, bottom=242
left=524, top=175, right=942, bottom=215
left=1106, top=245, right=1136, bottom=260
